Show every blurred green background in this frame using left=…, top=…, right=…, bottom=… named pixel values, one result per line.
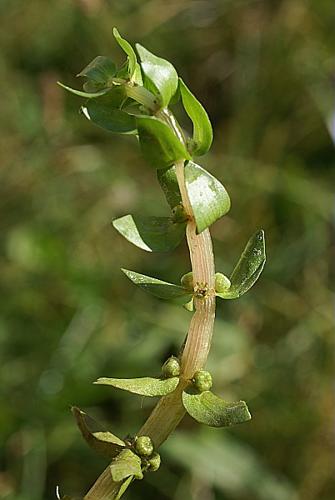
left=1, top=1, right=335, bottom=499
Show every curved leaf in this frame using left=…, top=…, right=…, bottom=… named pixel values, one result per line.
left=137, top=116, right=191, bottom=169
left=136, top=44, right=178, bottom=107
left=116, top=476, right=134, bottom=499
left=110, top=449, right=143, bottom=482
left=179, top=78, right=213, bottom=156
left=77, top=56, right=116, bottom=84
left=185, top=161, right=231, bottom=233
left=217, top=230, right=266, bottom=299
left=182, top=390, right=251, bottom=427
left=82, top=100, right=136, bottom=134
left=121, top=268, right=192, bottom=303
left=157, top=165, right=182, bottom=209
left=91, top=86, right=129, bottom=109
left=112, top=214, right=186, bottom=252
left=113, top=28, right=137, bottom=79
left=132, top=63, right=144, bottom=86
left=72, top=407, right=125, bottom=458
left=95, top=376, right=179, bottom=397
left=57, top=82, right=110, bottom=98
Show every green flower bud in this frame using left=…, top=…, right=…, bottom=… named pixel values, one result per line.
left=162, top=356, right=180, bottom=378
left=215, top=273, right=231, bottom=293
left=135, top=436, right=154, bottom=457
left=181, top=272, right=194, bottom=290
left=147, top=452, right=161, bottom=472
left=183, top=298, right=194, bottom=312
left=193, top=370, right=212, bottom=392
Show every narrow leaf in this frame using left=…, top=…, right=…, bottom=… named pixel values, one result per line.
left=77, top=56, right=116, bottom=84
left=114, top=59, right=142, bottom=86
left=83, top=80, right=107, bottom=93
left=137, top=116, right=191, bottom=169
left=185, top=161, right=231, bottom=233
left=121, top=268, right=192, bottom=303
left=72, top=407, right=125, bottom=458
left=110, top=449, right=143, bottom=482
left=217, top=230, right=266, bottom=299
left=95, top=376, right=179, bottom=397
left=113, top=28, right=137, bottom=79
left=112, top=214, right=186, bottom=252
left=136, top=44, right=178, bottom=107
left=132, top=62, right=143, bottom=86
left=116, top=476, right=134, bottom=499
left=179, top=78, right=213, bottom=156
left=82, top=100, right=136, bottom=134
left=90, top=86, right=128, bottom=109
left=157, top=165, right=182, bottom=209
left=57, top=82, right=110, bottom=98
left=182, top=390, right=251, bottom=428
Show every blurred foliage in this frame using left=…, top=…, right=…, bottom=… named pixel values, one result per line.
left=1, top=0, right=335, bottom=499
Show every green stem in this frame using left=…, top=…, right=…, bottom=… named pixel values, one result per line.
left=84, top=102, right=216, bottom=500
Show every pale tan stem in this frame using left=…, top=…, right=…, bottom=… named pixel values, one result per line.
left=174, top=161, right=216, bottom=377
left=84, top=163, right=216, bottom=499
left=85, top=474, right=121, bottom=500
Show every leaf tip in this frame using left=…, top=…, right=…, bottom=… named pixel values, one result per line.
left=135, top=43, right=144, bottom=54
left=80, top=106, right=90, bottom=120
left=238, top=400, right=252, bottom=422
left=113, top=27, right=120, bottom=38
left=256, top=229, right=265, bottom=241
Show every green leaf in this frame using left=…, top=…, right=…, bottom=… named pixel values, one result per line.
left=132, top=63, right=144, bottom=86
left=57, top=82, right=110, bottom=99
left=113, top=28, right=137, bottom=79
left=83, top=80, right=106, bottom=93
left=93, top=86, right=129, bottom=109
left=77, top=56, right=116, bottom=84
left=136, top=44, right=178, bottom=107
left=112, top=214, right=186, bottom=252
left=179, top=78, right=213, bottom=156
left=121, top=268, right=192, bottom=303
left=137, top=116, right=191, bottom=169
left=157, top=165, right=182, bottom=209
left=71, top=407, right=125, bottom=458
left=82, top=100, right=136, bottom=134
left=184, top=161, right=231, bottom=233
left=217, top=230, right=266, bottom=299
left=116, top=476, right=134, bottom=499
left=95, top=376, right=179, bottom=397
left=182, top=390, right=251, bottom=427
left=110, top=449, right=143, bottom=482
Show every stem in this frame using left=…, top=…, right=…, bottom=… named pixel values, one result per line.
left=175, top=162, right=216, bottom=378
left=84, top=123, right=216, bottom=499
